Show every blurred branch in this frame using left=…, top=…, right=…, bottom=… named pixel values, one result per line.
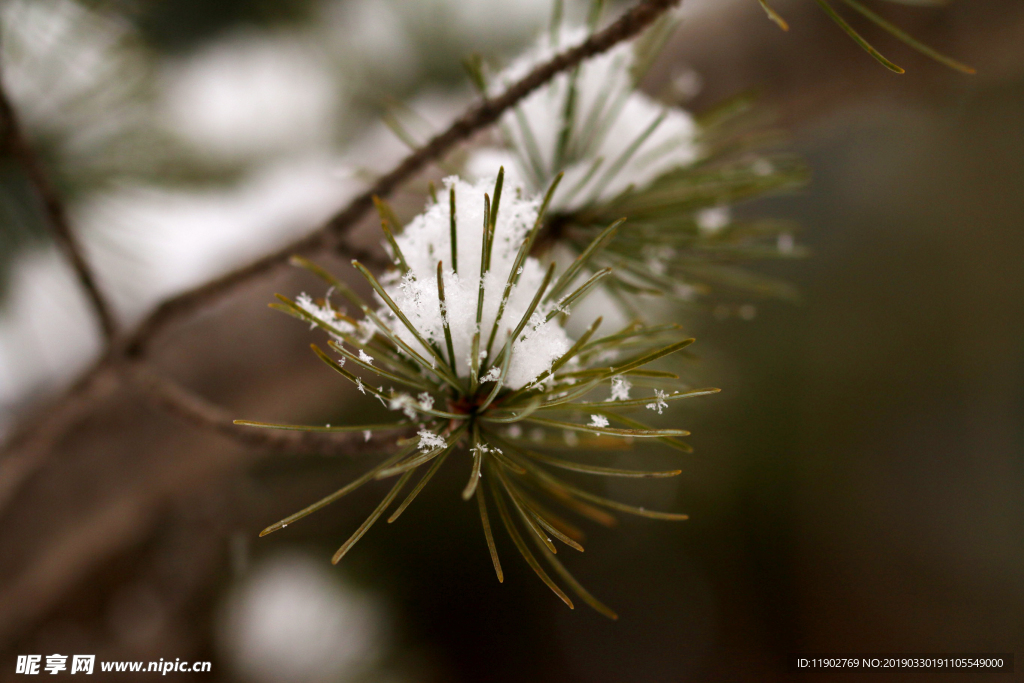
left=0, top=0, right=683, bottom=518
left=0, top=469, right=162, bottom=646
left=0, top=359, right=410, bottom=643
left=0, top=365, right=405, bottom=644
left=0, top=362, right=120, bottom=511
left=0, top=63, right=120, bottom=341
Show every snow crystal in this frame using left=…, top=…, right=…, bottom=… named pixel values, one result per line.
left=389, top=394, right=418, bottom=419
left=479, top=367, right=501, bottom=383
left=417, top=429, right=446, bottom=452
left=607, top=376, right=631, bottom=402
left=589, top=414, right=609, bottom=428
left=357, top=349, right=374, bottom=365
left=363, top=430, right=371, bottom=442
left=646, top=389, right=669, bottom=415
left=296, top=292, right=355, bottom=336
left=417, top=392, right=434, bottom=410
left=356, top=319, right=376, bottom=343
left=471, top=442, right=501, bottom=457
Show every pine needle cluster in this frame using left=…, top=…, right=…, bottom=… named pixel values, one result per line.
left=463, top=11, right=809, bottom=316
left=237, top=169, right=718, bottom=617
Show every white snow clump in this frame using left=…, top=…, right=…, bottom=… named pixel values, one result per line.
left=466, top=25, right=698, bottom=211
left=380, top=175, right=572, bottom=390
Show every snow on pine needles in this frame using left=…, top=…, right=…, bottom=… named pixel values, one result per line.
left=463, top=14, right=808, bottom=313
left=469, top=24, right=699, bottom=212
left=235, top=169, right=720, bottom=618
left=384, top=175, right=570, bottom=390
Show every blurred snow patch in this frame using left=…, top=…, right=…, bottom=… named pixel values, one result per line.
left=76, top=156, right=358, bottom=322
left=323, top=0, right=416, bottom=80
left=387, top=0, right=548, bottom=49
left=0, top=0, right=142, bottom=136
left=436, top=0, right=551, bottom=40
left=0, top=248, right=102, bottom=434
left=474, top=25, right=699, bottom=211
left=696, top=206, right=730, bottom=234
left=218, top=552, right=387, bottom=683
left=160, top=32, right=342, bottom=161
left=344, top=88, right=473, bottom=177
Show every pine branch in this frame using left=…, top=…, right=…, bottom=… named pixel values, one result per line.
left=0, top=0, right=683, bottom=516
left=123, top=0, right=681, bottom=359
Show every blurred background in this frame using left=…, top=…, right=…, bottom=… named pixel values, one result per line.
left=0, top=0, right=1021, bottom=680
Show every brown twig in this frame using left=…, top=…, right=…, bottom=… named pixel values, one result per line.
left=0, top=0, right=681, bottom=511
left=0, top=65, right=119, bottom=341
left=129, top=363, right=405, bottom=456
